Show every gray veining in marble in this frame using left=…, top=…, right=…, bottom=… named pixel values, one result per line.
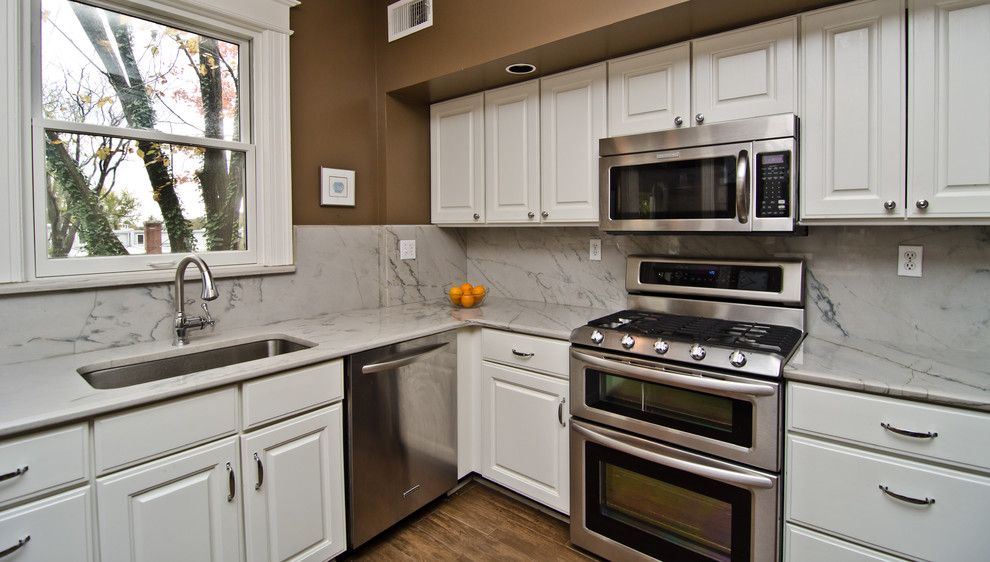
left=381, top=225, right=466, bottom=306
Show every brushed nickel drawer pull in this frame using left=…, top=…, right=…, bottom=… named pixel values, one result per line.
left=881, top=422, right=938, bottom=439
left=558, top=397, right=566, bottom=427
left=0, top=466, right=28, bottom=483
left=226, top=462, right=236, bottom=502
left=0, top=535, right=30, bottom=558
left=511, top=349, right=534, bottom=358
left=254, top=453, right=264, bottom=490
left=879, top=484, right=934, bottom=506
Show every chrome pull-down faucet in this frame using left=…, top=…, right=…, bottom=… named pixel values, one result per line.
left=173, top=255, right=219, bottom=346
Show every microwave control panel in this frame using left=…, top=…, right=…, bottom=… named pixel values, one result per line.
left=755, top=152, right=791, bottom=218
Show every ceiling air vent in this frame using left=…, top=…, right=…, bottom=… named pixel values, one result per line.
left=388, top=0, right=433, bottom=42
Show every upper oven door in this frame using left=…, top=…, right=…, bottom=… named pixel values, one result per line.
left=600, top=142, right=754, bottom=233
left=570, top=347, right=780, bottom=471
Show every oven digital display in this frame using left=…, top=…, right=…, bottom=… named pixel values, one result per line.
left=639, top=263, right=783, bottom=293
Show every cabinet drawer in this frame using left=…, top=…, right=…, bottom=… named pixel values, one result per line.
left=786, top=435, right=990, bottom=561
left=94, top=387, right=238, bottom=474
left=242, top=359, right=343, bottom=429
left=0, top=424, right=88, bottom=509
left=0, top=486, right=95, bottom=562
left=784, top=524, right=903, bottom=561
left=788, top=383, right=990, bottom=471
left=482, top=329, right=569, bottom=378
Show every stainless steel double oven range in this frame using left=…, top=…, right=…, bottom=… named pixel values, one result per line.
left=569, top=257, right=806, bottom=562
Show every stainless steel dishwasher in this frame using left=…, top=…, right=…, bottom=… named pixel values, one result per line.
left=346, top=331, right=457, bottom=549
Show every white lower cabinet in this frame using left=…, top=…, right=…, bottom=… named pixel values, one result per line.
left=480, top=362, right=569, bottom=513
left=0, top=486, right=95, bottom=562
left=241, top=405, right=346, bottom=562
left=784, top=524, right=903, bottom=561
left=96, top=436, right=243, bottom=562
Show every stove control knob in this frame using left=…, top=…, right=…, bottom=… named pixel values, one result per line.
left=729, top=350, right=747, bottom=368
left=590, top=330, right=605, bottom=344
left=620, top=334, right=636, bottom=349
left=689, top=344, right=706, bottom=361
left=653, top=340, right=669, bottom=354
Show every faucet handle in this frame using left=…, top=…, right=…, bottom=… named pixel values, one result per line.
left=201, top=303, right=216, bottom=327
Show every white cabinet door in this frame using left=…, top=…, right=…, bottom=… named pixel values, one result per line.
left=96, top=436, right=242, bottom=562
left=0, top=487, right=95, bottom=562
left=909, top=0, right=990, bottom=218
left=607, top=43, right=691, bottom=136
left=480, top=362, right=569, bottom=513
left=540, top=63, right=606, bottom=223
left=431, top=93, right=485, bottom=224
left=485, top=80, right=541, bottom=223
left=692, top=18, right=797, bottom=124
left=241, top=405, right=345, bottom=562
left=802, top=0, right=906, bottom=219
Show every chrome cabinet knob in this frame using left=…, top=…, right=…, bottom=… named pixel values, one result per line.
left=620, top=334, right=636, bottom=349
left=528, top=211, right=536, bottom=218
left=689, top=343, right=706, bottom=361
left=590, top=330, right=604, bottom=344
left=473, top=213, right=481, bottom=220
left=653, top=339, right=669, bottom=354
left=883, top=200, right=897, bottom=211
left=916, top=199, right=929, bottom=210
left=695, top=113, right=705, bottom=124
left=674, top=116, right=684, bottom=127
left=541, top=210, right=550, bottom=218
left=729, top=350, right=747, bottom=368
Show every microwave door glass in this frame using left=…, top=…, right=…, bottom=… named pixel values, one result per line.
left=609, top=156, right=737, bottom=220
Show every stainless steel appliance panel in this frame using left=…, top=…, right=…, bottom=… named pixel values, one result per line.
left=346, top=332, right=457, bottom=548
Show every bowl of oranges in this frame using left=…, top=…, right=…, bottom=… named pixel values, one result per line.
left=449, top=282, right=487, bottom=308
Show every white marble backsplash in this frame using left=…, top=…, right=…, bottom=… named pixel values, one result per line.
left=465, top=226, right=990, bottom=355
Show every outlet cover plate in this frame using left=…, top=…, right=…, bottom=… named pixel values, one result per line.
left=590, top=239, right=602, bottom=261
left=897, top=245, right=923, bottom=277
left=399, top=239, right=416, bottom=260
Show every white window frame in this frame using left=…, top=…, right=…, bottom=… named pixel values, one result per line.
left=1, top=0, right=296, bottom=289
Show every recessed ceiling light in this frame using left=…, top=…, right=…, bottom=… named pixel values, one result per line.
left=505, top=63, right=536, bottom=75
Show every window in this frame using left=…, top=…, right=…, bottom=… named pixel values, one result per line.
left=0, top=0, right=294, bottom=285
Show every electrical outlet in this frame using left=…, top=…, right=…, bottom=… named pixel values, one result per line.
left=590, top=239, right=602, bottom=261
left=897, top=245, right=923, bottom=277
left=399, top=239, right=416, bottom=260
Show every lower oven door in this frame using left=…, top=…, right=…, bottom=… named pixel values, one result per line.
left=570, top=420, right=779, bottom=562
left=570, top=347, right=780, bottom=471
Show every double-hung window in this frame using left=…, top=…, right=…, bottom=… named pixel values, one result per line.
left=3, top=0, right=294, bottom=285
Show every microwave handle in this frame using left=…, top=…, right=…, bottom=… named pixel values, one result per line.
left=736, top=149, right=750, bottom=224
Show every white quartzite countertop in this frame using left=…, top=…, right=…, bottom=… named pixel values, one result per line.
left=0, top=298, right=608, bottom=438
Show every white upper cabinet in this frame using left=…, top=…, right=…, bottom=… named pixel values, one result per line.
left=607, top=43, right=691, bottom=136
left=540, top=63, right=606, bottom=223
left=431, top=93, right=485, bottom=224
left=801, top=0, right=906, bottom=220
left=692, top=18, right=797, bottom=125
left=909, top=0, right=990, bottom=218
left=485, top=80, right=541, bottom=223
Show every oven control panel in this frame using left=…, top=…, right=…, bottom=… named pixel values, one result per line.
left=755, top=151, right=791, bottom=218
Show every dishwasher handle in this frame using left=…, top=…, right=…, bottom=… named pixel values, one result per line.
left=361, top=342, right=450, bottom=374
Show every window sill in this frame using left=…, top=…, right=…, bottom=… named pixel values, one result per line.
left=0, top=263, right=296, bottom=296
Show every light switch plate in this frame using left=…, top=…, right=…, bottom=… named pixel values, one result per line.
left=897, top=245, right=922, bottom=277
left=590, top=239, right=602, bottom=261
left=400, top=239, right=416, bottom=260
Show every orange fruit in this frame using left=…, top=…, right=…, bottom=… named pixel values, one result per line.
left=471, top=285, right=486, bottom=297
left=460, top=294, right=476, bottom=308
left=460, top=282, right=473, bottom=294
left=448, top=287, right=463, bottom=305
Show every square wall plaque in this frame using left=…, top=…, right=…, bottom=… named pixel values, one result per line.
left=320, top=167, right=355, bottom=207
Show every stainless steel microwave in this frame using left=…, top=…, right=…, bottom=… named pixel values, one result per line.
left=599, top=114, right=799, bottom=233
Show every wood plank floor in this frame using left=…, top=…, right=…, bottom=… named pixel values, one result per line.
left=340, top=480, right=602, bottom=561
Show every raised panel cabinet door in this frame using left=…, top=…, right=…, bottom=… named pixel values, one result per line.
left=802, top=0, right=906, bottom=219
left=96, top=437, right=242, bottom=562
left=480, top=362, right=569, bottom=513
left=485, top=80, right=541, bottom=223
left=540, top=63, right=606, bottom=223
left=607, top=42, right=691, bottom=136
left=241, top=405, right=345, bottom=562
left=431, top=93, right=485, bottom=224
left=909, top=0, right=990, bottom=218
left=691, top=17, right=797, bottom=124
left=0, top=487, right=95, bottom=562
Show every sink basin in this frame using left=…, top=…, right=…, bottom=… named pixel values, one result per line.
left=79, top=337, right=314, bottom=390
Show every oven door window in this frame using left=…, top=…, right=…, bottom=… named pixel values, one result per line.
left=609, top=156, right=738, bottom=220
left=585, top=442, right=751, bottom=562
left=585, top=369, right=753, bottom=447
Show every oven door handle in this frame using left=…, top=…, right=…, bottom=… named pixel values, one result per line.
left=736, top=149, right=750, bottom=224
left=571, top=349, right=775, bottom=398
left=573, top=423, right=774, bottom=490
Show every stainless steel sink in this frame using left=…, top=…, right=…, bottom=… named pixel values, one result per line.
left=78, top=338, right=314, bottom=389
